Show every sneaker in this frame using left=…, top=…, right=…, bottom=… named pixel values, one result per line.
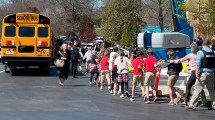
left=113, top=93, right=116, bottom=96
left=117, top=90, right=121, bottom=95
left=100, top=86, right=103, bottom=90
left=175, top=96, right=182, bottom=105
left=186, top=106, right=196, bottom=111
left=200, top=103, right=208, bottom=108
left=142, top=95, right=146, bottom=101
left=130, top=97, right=135, bottom=101
left=181, top=102, right=187, bottom=106
left=89, top=82, right=92, bottom=87
left=153, top=97, right=158, bottom=102
left=168, top=101, right=175, bottom=105
left=208, top=106, right=215, bottom=110
left=110, top=90, right=113, bottom=94
left=125, top=91, right=130, bottom=97
left=93, top=80, right=96, bottom=85
left=120, top=94, right=124, bottom=98
left=144, top=98, right=150, bottom=104
left=108, top=86, right=111, bottom=91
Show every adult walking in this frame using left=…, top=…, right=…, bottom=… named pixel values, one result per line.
left=56, top=43, right=71, bottom=86
left=186, top=40, right=215, bottom=110
left=210, top=36, right=215, bottom=90
left=70, top=41, right=80, bottom=78
left=176, top=43, right=207, bottom=106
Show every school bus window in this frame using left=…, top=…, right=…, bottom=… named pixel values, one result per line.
left=19, top=27, right=35, bottom=37
left=38, top=27, right=48, bottom=37
left=5, top=26, right=16, bottom=37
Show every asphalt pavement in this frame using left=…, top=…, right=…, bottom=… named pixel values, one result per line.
left=0, top=64, right=214, bottom=120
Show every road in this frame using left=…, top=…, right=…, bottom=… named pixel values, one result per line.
left=0, top=63, right=214, bottom=120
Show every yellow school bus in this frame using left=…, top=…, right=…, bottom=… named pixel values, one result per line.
left=1, top=13, right=53, bottom=75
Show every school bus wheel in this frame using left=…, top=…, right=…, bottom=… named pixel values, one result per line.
left=4, top=64, right=10, bottom=73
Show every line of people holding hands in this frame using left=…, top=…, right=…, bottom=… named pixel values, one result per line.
left=55, top=38, right=215, bottom=111
left=87, top=40, right=215, bottom=111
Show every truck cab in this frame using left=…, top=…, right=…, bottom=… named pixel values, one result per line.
left=137, top=32, right=191, bottom=60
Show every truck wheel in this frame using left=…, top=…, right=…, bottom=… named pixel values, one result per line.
left=4, top=64, right=10, bottom=73
left=40, top=65, right=50, bottom=75
left=10, top=67, right=17, bottom=76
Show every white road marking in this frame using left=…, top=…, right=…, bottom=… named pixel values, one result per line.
left=0, top=70, right=5, bottom=73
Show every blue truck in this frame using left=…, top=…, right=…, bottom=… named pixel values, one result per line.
left=137, top=0, right=194, bottom=60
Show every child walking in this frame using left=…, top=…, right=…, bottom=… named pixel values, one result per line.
left=160, top=49, right=183, bottom=105
left=144, top=49, right=158, bottom=103
left=115, top=52, right=131, bottom=98
left=112, top=54, right=119, bottom=95
left=130, top=51, right=145, bottom=101
left=100, top=50, right=111, bottom=90
left=89, top=56, right=99, bottom=86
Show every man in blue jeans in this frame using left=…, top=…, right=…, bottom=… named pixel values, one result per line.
left=186, top=40, right=215, bottom=110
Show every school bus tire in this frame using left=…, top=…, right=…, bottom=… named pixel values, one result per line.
left=39, top=65, right=50, bottom=75
left=10, top=66, right=17, bottom=76
left=4, top=64, right=10, bottom=73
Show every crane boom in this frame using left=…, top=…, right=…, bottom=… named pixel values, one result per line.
left=170, top=0, right=194, bottom=43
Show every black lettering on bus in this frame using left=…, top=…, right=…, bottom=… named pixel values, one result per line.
left=17, top=16, right=30, bottom=21
left=31, top=16, right=38, bottom=21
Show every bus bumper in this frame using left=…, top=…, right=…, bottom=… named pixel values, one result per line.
left=1, top=57, right=51, bottom=66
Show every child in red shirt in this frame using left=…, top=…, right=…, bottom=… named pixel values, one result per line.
left=144, top=49, right=158, bottom=103
left=100, top=50, right=111, bottom=90
left=130, top=51, right=145, bottom=101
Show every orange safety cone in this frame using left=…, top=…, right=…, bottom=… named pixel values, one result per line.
left=154, top=68, right=161, bottom=94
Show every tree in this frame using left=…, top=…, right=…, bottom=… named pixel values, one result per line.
left=179, top=0, right=215, bottom=39
left=0, top=0, right=98, bottom=40
left=79, top=15, right=96, bottom=43
left=143, top=0, right=173, bottom=32
left=100, top=0, right=143, bottom=46
left=120, top=22, right=137, bottom=47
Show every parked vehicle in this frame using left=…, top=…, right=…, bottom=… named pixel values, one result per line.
left=0, top=41, right=1, bottom=62
left=1, top=13, right=53, bottom=75
left=81, top=43, right=93, bottom=50
left=109, top=47, right=129, bottom=57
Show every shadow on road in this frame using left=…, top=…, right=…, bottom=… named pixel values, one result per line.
left=8, top=66, right=87, bottom=78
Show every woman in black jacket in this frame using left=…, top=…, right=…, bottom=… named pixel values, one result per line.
left=56, top=43, right=71, bottom=86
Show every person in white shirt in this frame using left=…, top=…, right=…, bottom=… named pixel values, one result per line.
left=109, top=47, right=118, bottom=71
left=83, top=48, right=93, bottom=74
left=115, top=52, right=131, bottom=98
left=109, top=47, right=119, bottom=93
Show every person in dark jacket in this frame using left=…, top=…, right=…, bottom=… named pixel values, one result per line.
left=70, top=41, right=80, bottom=78
left=56, top=43, right=71, bottom=86
left=161, top=49, right=183, bottom=105
left=211, top=36, right=215, bottom=90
